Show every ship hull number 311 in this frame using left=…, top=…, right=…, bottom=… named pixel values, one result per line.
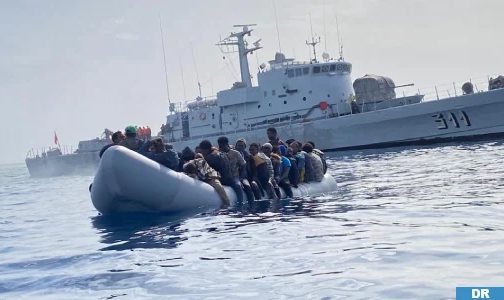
left=432, top=111, right=471, bottom=130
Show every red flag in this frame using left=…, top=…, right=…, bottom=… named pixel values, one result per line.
left=54, top=131, right=59, bottom=145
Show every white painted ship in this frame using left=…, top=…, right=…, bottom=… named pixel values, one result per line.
left=162, top=25, right=504, bottom=152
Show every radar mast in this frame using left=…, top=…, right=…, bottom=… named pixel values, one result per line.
left=217, top=24, right=262, bottom=88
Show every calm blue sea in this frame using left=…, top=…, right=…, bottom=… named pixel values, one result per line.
left=1, top=142, right=504, bottom=299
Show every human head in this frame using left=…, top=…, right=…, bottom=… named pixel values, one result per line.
left=217, top=136, right=230, bottom=151
left=307, top=141, right=316, bottom=148
left=290, top=142, right=299, bottom=154
left=183, top=162, right=198, bottom=178
left=261, top=142, right=273, bottom=156
left=198, top=140, right=213, bottom=156
left=287, top=147, right=294, bottom=156
left=285, top=138, right=296, bottom=146
left=266, top=127, right=278, bottom=141
left=278, top=145, right=287, bottom=156
left=235, top=139, right=247, bottom=152
left=124, top=125, right=137, bottom=138
left=181, top=146, right=195, bottom=161
left=152, top=138, right=165, bottom=153
left=249, top=143, right=260, bottom=156
left=111, top=131, right=125, bottom=144
left=302, top=142, right=314, bottom=153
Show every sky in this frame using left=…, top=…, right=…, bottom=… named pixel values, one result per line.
left=1, top=0, right=503, bottom=164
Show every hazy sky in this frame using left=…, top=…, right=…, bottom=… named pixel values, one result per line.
left=1, top=0, right=503, bottom=164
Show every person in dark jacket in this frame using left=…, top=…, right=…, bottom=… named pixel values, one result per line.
left=199, top=140, right=244, bottom=204
left=235, top=138, right=261, bottom=200
left=218, top=136, right=254, bottom=204
left=178, top=146, right=196, bottom=171
left=285, top=146, right=300, bottom=188
left=139, top=138, right=179, bottom=170
left=99, top=131, right=125, bottom=158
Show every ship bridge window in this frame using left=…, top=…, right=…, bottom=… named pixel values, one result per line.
left=313, top=66, right=320, bottom=74
left=303, top=67, right=309, bottom=75
left=321, top=65, right=330, bottom=72
left=287, top=69, right=295, bottom=78
left=330, top=64, right=336, bottom=72
left=295, top=68, right=302, bottom=77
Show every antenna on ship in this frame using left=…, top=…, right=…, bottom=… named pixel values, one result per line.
left=216, top=24, right=262, bottom=88
left=323, top=0, right=327, bottom=53
left=272, top=0, right=282, bottom=53
left=158, top=16, right=172, bottom=108
left=334, top=12, right=344, bottom=61
left=190, top=43, right=202, bottom=98
left=306, top=14, right=320, bottom=63
left=179, top=56, right=187, bottom=100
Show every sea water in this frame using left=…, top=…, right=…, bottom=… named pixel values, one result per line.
left=1, top=141, right=504, bottom=299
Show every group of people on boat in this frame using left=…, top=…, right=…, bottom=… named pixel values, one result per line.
left=99, top=126, right=327, bottom=207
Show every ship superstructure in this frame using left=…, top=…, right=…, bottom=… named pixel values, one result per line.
left=164, top=25, right=355, bottom=142
left=162, top=24, right=504, bottom=152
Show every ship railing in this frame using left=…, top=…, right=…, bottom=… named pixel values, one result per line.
left=25, top=145, right=76, bottom=159
left=169, top=96, right=218, bottom=113
left=398, top=75, right=493, bottom=102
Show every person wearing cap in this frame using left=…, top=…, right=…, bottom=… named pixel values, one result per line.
left=99, top=131, right=125, bottom=158
left=120, top=125, right=144, bottom=151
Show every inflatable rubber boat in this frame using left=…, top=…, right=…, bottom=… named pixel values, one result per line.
left=90, top=146, right=337, bottom=215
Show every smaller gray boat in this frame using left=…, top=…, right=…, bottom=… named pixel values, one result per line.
left=25, top=132, right=110, bottom=177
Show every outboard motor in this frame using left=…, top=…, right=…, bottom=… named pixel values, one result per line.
left=462, top=82, right=474, bottom=95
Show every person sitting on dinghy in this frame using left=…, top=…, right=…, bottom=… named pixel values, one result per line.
left=198, top=140, right=244, bottom=204
left=306, top=141, right=327, bottom=174
left=289, top=141, right=306, bottom=183
left=218, top=136, right=255, bottom=203
left=183, top=154, right=230, bottom=207
left=266, top=127, right=286, bottom=147
left=120, top=125, right=144, bottom=151
left=235, top=139, right=262, bottom=200
left=139, top=138, right=179, bottom=170
left=302, top=143, right=324, bottom=182
left=99, top=131, right=125, bottom=158
left=249, top=143, right=278, bottom=200
left=178, top=146, right=196, bottom=171
left=285, top=146, right=300, bottom=188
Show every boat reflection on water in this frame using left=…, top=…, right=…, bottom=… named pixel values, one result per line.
left=89, top=192, right=379, bottom=252
left=91, top=213, right=191, bottom=251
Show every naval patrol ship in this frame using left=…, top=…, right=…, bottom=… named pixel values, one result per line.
left=161, top=25, right=504, bottom=152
